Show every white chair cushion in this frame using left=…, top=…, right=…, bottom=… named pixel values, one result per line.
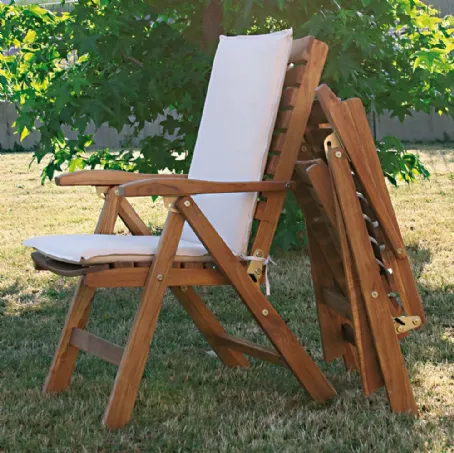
left=24, top=30, right=292, bottom=264
left=181, top=29, right=292, bottom=254
left=23, top=235, right=208, bottom=265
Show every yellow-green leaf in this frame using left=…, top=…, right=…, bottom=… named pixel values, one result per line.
left=20, top=127, right=30, bottom=142
left=23, top=30, right=37, bottom=44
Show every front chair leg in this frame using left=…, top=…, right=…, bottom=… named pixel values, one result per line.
left=43, top=278, right=96, bottom=393
left=103, top=209, right=185, bottom=429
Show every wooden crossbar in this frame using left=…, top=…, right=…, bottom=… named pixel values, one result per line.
left=70, top=328, right=124, bottom=366
left=215, top=334, right=285, bottom=367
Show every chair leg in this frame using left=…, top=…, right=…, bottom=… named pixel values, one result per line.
left=177, top=196, right=337, bottom=402
left=102, top=209, right=185, bottom=429
left=43, top=278, right=96, bottom=393
left=171, top=286, right=250, bottom=367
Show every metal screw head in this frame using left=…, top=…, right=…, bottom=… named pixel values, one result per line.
left=157, top=274, right=164, bottom=281
left=371, top=291, right=379, bottom=298
left=255, top=268, right=262, bottom=276
left=255, top=250, right=264, bottom=258
left=396, top=325, right=404, bottom=333
left=114, top=189, right=120, bottom=196
left=262, top=309, right=269, bottom=316
left=412, top=318, right=421, bottom=326
left=285, top=182, right=291, bottom=189
left=396, top=248, right=403, bottom=255
left=335, top=151, right=342, bottom=158
left=181, top=286, right=188, bottom=293
left=183, top=200, right=191, bottom=207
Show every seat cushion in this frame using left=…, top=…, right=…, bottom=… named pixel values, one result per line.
left=181, top=29, right=293, bottom=255
left=23, top=235, right=208, bottom=265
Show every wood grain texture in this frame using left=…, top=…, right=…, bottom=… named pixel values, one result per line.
left=177, top=196, right=336, bottom=402
left=344, top=98, right=425, bottom=323
left=103, top=209, right=185, bottom=429
left=118, top=179, right=293, bottom=198
left=289, top=35, right=315, bottom=63
left=215, top=333, right=285, bottom=366
left=56, top=170, right=188, bottom=186
left=69, top=328, right=123, bottom=366
left=328, top=148, right=417, bottom=413
left=251, top=38, right=329, bottom=259
left=95, top=186, right=120, bottom=234
left=331, top=183, right=384, bottom=395
left=172, top=287, right=250, bottom=368
left=118, top=199, right=152, bottom=236
left=316, top=84, right=406, bottom=260
left=84, top=267, right=230, bottom=288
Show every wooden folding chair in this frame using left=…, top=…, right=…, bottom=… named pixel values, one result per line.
left=292, top=84, right=425, bottom=414
left=24, top=32, right=335, bottom=429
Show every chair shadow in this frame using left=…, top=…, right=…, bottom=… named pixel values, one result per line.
left=1, top=242, right=453, bottom=450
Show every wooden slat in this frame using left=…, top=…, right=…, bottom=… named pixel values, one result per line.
left=215, top=333, right=285, bottom=366
left=275, top=110, right=293, bottom=130
left=280, top=87, right=299, bottom=109
left=317, top=85, right=406, bottom=260
left=331, top=185, right=384, bottom=395
left=269, top=133, right=287, bottom=153
left=56, top=170, right=188, bottom=186
left=251, top=38, right=329, bottom=259
left=253, top=201, right=268, bottom=221
left=177, top=195, right=336, bottom=402
left=265, top=155, right=280, bottom=175
left=289, top=36, right=315, bottom=63
left=322, top=288, right=352, bottom=321
left=307, top=230, right=347, bottom=362
left=119, top=179, right=293, bottom=198
left=328, top=147, right=417, bottom=414
left=70, top=328, right=123, bottom=366
left=95, top=186, right=120, bottom=234
left=118, top=199, right=152, bottom=236
left=344, top=98, right=425, bottom=323
left=284, top=65, right=306, bottom=87
left=84, top=267, right=230, bottom=288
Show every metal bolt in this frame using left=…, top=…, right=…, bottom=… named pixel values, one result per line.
left=312, top=217, right=320, bottom=223
left=255, top=268, right=262, bottom=276
left=115, top=189, right=120, bottom=196
left=396, top=325, right=404, bottom=333
left=335, top=151, right=342, bottom=158
left=412, top=318, right=420, bottom=326
left=255, top=250, right=264, bottom=258
left=157, top=274, right=164, bottom=281
left=286, top=182, right=291, bottom=189
left=183, top=200, right=191, bottom=207
left=371, top=291, right=379, bottom=299
left=262, top=309, right=269, bottom=316
left=396, top=248, right=403, bottom=255
left=181, top=286, right=188, bottom=293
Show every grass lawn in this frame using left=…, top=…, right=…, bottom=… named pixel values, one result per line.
left=0, top=146, right=453, bottom=453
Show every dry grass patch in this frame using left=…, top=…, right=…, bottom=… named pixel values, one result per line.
left=0, top=146, right=453, bottom=452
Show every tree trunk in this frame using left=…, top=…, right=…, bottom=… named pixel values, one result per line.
left=203, top=0, right=224, bottom=51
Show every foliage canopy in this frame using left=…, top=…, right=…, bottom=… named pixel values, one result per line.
left=0, top=0, right=452, bottom=249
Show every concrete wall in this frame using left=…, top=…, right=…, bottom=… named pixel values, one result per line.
left=0, top=102, right=163, bottom=150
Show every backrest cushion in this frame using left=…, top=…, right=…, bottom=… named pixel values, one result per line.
left=181, top=29, right=292, bottom=255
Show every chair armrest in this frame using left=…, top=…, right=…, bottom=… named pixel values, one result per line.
left=117, top=178, right=294, bottom=197
left=55, top=170, right=188, bottom=187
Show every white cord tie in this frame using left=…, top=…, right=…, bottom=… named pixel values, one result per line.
left=238, top=254, right=276, bottom=296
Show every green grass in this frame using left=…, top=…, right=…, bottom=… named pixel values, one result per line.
left=1, top=147, right=453, bottom=452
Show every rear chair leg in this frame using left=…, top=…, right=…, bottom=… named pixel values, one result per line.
left=172, top=286, right=250, bottom=367
left=43, top=278, right=96, bottom=393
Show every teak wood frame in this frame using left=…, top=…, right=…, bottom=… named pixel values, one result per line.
left=291, top=84, right=425, bottom=415
left=35, top=36, right=336, bottom=429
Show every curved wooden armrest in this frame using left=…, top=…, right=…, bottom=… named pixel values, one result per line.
left=118, top=178, right=294, bottom=197
left=55, top=170, right=188, bottom=187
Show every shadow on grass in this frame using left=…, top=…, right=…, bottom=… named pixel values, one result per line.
left=1, top=244, right=453, bottom=452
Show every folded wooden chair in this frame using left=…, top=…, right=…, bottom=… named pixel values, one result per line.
left=24, top=30, right=335, bottom=429
left=292, top=84, right=425, bottom=414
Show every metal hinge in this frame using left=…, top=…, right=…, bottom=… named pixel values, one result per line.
left=393, top=316, right=422, bottom=334
left=247, top=249, right=265, bottom=284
